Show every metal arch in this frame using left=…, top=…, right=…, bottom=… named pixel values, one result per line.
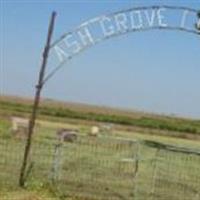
left=50, top=5, right=199, bottom=48
left=43, top=27, right=199, bottom=84
left=43, top=5, right=200, bottom=84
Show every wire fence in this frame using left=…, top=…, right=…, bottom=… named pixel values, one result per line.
left=134, top=141, right=200, bottom=200
left=151, top=149, right=200, bottom=200
left=0, top=134, right=200, bottom=200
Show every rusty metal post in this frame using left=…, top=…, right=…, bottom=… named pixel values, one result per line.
left=19, top=11, right=56, bottom=187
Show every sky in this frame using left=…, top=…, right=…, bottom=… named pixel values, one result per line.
left=1, top=0, right=200, bottom=119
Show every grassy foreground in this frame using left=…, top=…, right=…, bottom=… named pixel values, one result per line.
left=0, top=118, right=200, bottom=200
left=0, top=95, right=200, bottom=200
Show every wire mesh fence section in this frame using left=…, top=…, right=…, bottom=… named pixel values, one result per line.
left=0, top=134, right=200, bottom=200
left=151, top=148, right=200, bottom=200
left=52, top=136, right=139, bottom=200
left=0, top=136, right=25, bottom=188
left=24, top=139, right=57, bottom=189
left=132, top=144, right=157, bottom=199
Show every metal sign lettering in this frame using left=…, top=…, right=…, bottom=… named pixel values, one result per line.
left=44, top=6, right=200, bottom=83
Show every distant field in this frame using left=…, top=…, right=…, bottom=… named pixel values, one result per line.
left=1, top=95, right=200, bottom=140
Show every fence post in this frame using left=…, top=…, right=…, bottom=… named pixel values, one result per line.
left=133, top=141, right=140, bottom=200
left=19, top=11, right=56, bottom=187
left=50, top=141, right=63, bottom=183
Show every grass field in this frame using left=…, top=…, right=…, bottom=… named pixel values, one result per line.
left=0, top=96, right=200, bottom=200
left=1, top=95, right=200, bottom=138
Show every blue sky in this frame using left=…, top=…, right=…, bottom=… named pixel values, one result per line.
left=1, top=0, right=200, bottom=119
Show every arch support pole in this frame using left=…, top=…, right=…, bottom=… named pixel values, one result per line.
left=19, top=11, right=56, bottom=187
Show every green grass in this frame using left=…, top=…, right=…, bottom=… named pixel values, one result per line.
left=0, top=96, right=200, bottom=199
left=0, top=118, right=200, bottom=200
